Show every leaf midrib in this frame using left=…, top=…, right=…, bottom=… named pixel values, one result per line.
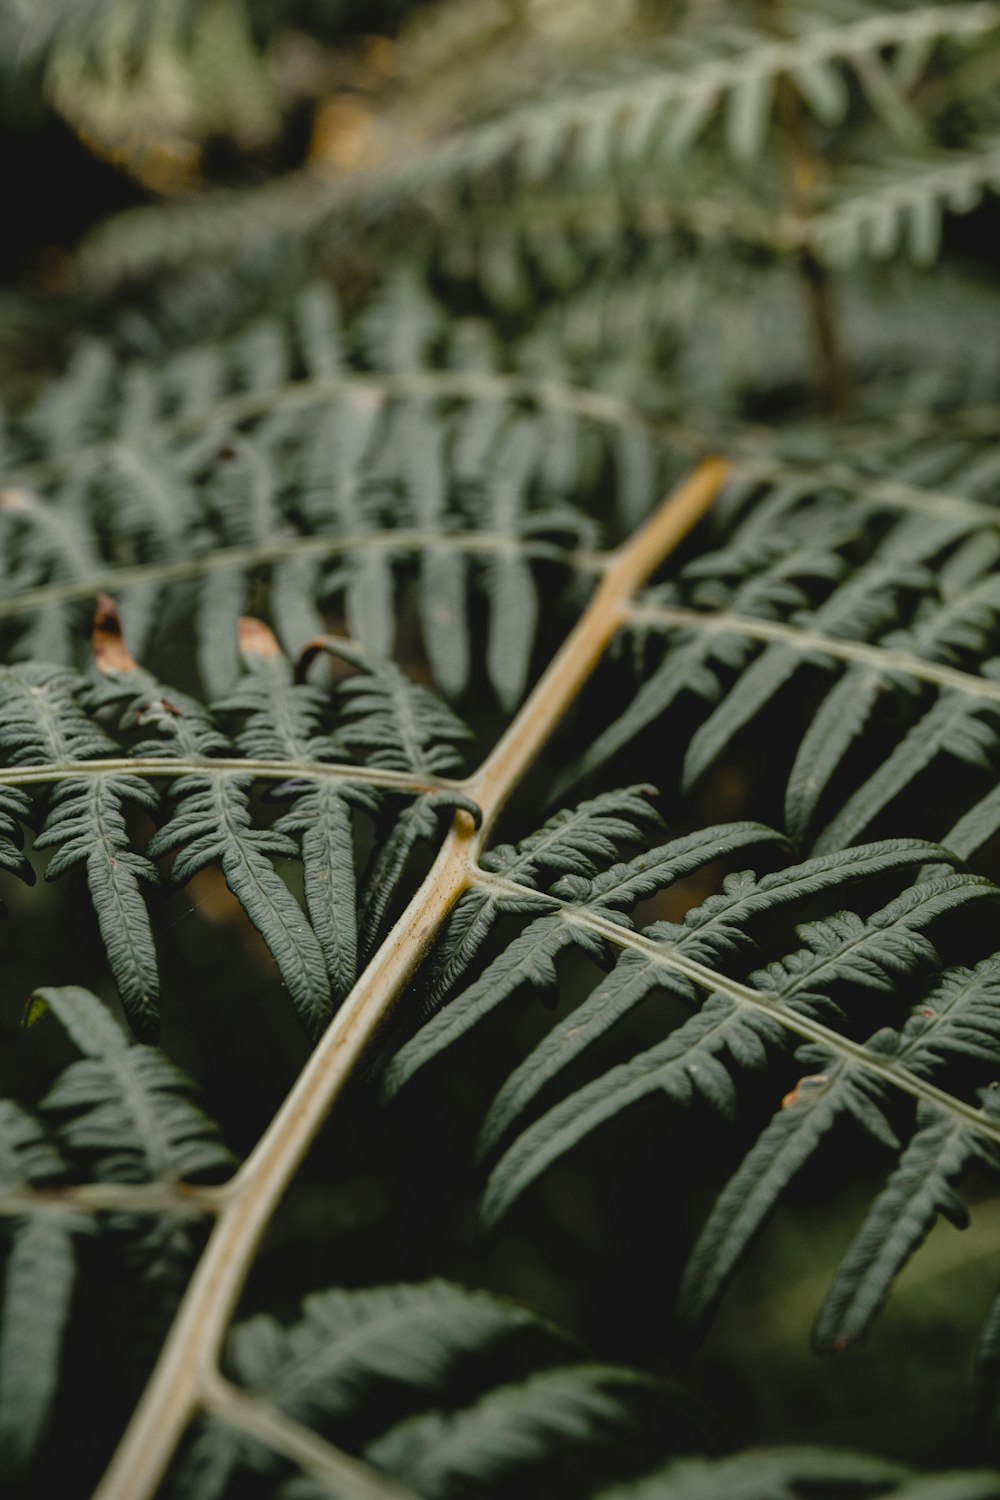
left=473, top=871, right=1000, bottom=1147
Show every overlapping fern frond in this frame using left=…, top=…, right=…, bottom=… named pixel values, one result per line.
left=382, top=792, right=1000, bottom=1361
left=0, top=278, right=674, bottom=705
left=0, top=606, right=475, bottom=1037
left=559, top=445, right=1000, bottom=857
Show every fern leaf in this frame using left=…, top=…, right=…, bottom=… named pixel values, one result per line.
left=474, top=835, right=919, bottom=1161
left=387, top=789, right=691, bottom=1088
left=946, top=783, right=1000, bottom=863
left=0, top=664, right=161, bottom=1032
left=814, top=690, right=1000, bottom=853
left=678, top=951, right=1000, bottom=1344
left=358, top=791, right=466, bottom=962
left=478, top=872, right=993, bottom=1233
left=692, top=522, right=996, bottom=826
left=277, top=783, right=363, bottom=1003
left=299, top=404, right=397, bottom=660
left=383, top=912, right=604, bottom=1103
left=595, top=1447, right=993, bottom=1500
left=221, top=625, right=367, bottom=1000
left=305, top=638, right=472, bottom=779
left=218, top=621, right=332, bottom=761
left=149, top=768, right=333, bottom=1035
left=557, top=514, right=866, bottom=801
left=0, top=785, right=34, bottom=891
left=197, top=566, right=247, bottom=703
left=897, top=958, right=1000, bottom=1075
left=0, top=1101, right=86, bottom=1478
left=296, top=639, right=477, bottom=957
left=479, top=419, right=544, bottom=711
left=678, top=1061, right=899, bottom=1344
left=477, top=1000, right=777, bottom=1237
left=0, top=661, right=112, bottom=763
left=364, top=1365, right=652, bottom=1497
left=117, top=635, right=331, bottom=1034
left=227, top=1281, right=568, bottom=1420
left=180, top=1280, right=575, bottom=1498
left=380, top=400, right=470, bottom=699
left=0, top=1213, right=83, bottom=1478
left=476, top=822, right=797, bottom=1158
left=785, top=574, right=1000, bottom=844
left=29, top=985, right=235, bottom=1184
left=36, top=777, right=161, bottom=1037
left=481, top=786, right=664, bottom=887
left=815, top=138, right=1000, bottom=268
left=814, top=1097, right=1000, bottom=1353
left=358, top=3, right=1000, bottom=197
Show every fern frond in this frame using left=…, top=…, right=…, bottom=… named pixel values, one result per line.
left=0, top=662, right=162, bottom=1033
left=416, top=786, right=662, bottom=1016
left=813, top=686, right=1000, bottom=853
left=296, top=635, right=477, bottom=959
left=370, top=768, right=1000, bottom=1350
left=676, top=948, right=1000, bottom=1345
left=0, top=593, right=491, bottom=1039
left=150, top=770, right=334, bottom=1036
left=0, top=1100, right=85, bottom=1477
left=388, top=819, right=955, bottom=1112
left=0, top=281, right=659, bottom=706
left=363, top=1364, right=653, bottom=1497
left=309, top=4, right=1000, bottom=193
left=0, top=985, right=235, bottom=1483
left=599, top=1448, right=999, bottom=1500
left=814, top=1093, right=1000, bottom=1352
left=177, top=1279, right=670, bottom=1500
left=0, top=785, right=34, bottom=891
left=473, top=840, right=932, bottom=1161
left=29, top=985, right=235, bottom=1184
left=37, top=774, right=161, bottom=1033
left=477, top=869, right=995, bottom=1234
left=5, top=0, right=1000, bottom=1471
left=0, top=1210, right=83, bottom=1477
left=815, top=137, right=1000, bottom=266
left=559, top=460, right=1000, bottom=852
left=216, top=624, right=372, bottom=1000
left=383, top=802, right=794, bottom=1098
left=302, top=638, right=472, bottom=780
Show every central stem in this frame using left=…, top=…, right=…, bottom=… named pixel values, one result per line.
left=93, top=458, right=729, bottom=1500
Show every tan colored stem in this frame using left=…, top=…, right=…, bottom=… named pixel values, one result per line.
left=624, top=602, right=1000, bottom=704
left=93, top=459, right=728, bottom=1500
left=0, top=1182, right=223, bottom=1218
left=201, top=1372, right=419, bottom=1499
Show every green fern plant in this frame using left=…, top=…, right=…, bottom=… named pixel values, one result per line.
left=4, top=2, right=1000, bottom=1497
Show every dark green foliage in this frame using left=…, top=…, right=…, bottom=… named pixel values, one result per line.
left=175, top=1281, right=654, bottom=1498
left=0, top=986, right=233, bottom=1477
left=560, top=482, right=1000, bottom=852
left=0, top=631, right=474, bottom=1038
left=4, top=2, right=1000, bottom=1497
left=0, top=278, right=657, bottom=705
